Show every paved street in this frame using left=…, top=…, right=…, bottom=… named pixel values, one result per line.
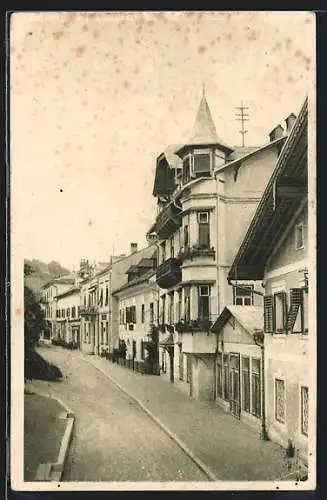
left=28, top=345, right=208, bottom=482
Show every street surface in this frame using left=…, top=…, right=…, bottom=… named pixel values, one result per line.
left=29, top=345, right=208, bottom=482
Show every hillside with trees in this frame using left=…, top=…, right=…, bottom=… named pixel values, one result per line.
left=24, top=259, right=71, bottom=298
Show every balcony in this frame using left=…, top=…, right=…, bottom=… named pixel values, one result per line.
left=178, top=245, right=215, bottom=262
left=175, top=318, right=213, bottom=333
left=154, top=202, right=182, bottom=239
left=156, top=257, right=182, bottom=289
left=80, top=305, right=98, bottom=316
left=182, top=330, right=217, bottom=354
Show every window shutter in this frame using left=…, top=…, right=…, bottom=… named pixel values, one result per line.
left=264, top=295, right=274, bottom=332
left=281, top=291, right=288, bottom=329
left=287, top=288, right=304, bottom=332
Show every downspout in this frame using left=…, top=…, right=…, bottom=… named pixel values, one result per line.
left=253, top=331, right=269, bottom=441
left=214, top=174, right=221, bottom=401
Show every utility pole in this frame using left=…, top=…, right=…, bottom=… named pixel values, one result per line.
left=235, top=101, right=249, bottom=147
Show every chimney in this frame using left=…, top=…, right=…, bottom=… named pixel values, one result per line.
left=130, top=242, right=138, bottom=254
left=285, top=113, right=297, bottom=133
left=269, top=124, right=284, bottom=142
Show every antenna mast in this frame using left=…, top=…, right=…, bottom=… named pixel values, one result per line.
left=235, top=101, right=249, bottom=147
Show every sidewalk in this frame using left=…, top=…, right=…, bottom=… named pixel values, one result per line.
left=83, top=353, right=291, bottom=481
left=24, top=391, right=68, bottom=480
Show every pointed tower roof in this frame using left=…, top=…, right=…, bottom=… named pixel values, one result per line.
left=189, top=87, right=220, bottom=144
left=176, top=89, right=233, bottom=156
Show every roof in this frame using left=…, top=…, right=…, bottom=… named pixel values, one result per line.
left=228, top=97, right=308, bottom=281
left=112, top=268, right=156, bottom=295
left=56, top=286, right=80, bottom=299
left=153, top=145, right=182, bottom=198
left=211, top=305, right=263, bottom=336
left=41, top=274, right=75, bottom=288
left=215, top=136, right=286, bottom=174
left=176, top=91, right=233, bottom=155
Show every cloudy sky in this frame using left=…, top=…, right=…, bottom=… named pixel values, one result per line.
left=10, top=11, right=314, bottom=270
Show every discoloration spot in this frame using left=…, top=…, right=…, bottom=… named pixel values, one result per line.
left=88, top=219, right=92, bottom=227
left=82, top=24, right=88, bottom=32
left=198, top=45, right=206, bottom=54
left=73, top=45, right=86, bottom=58
left=16, top=308, right=22, bottom=316
left=246, top=30, right=256, bottom=41
left=53, top=31, right=64, bottom=40
left=93, top=29, right=99, bottom=39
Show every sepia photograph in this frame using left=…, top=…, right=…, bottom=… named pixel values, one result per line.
left=10, top=10, right=316, bottom=491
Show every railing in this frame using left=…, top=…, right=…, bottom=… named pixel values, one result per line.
left=178, top=245, right=215, bottom=262
left=79, top=305, right=98, bottom=316
left=175, top=318, right=213, bottom=333
left=156, top=257, right=182, bottom=289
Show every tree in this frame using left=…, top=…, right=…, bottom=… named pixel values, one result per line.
left=24, top=285, right=46, bottom=351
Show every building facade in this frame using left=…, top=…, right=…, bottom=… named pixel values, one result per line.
left=40, top=274, right=75, bottom=340
left=148, top=89, right=293, bottom=399
left=54, top=287, right=81, bottom=345
left=228, top=97, right=310, bottom=462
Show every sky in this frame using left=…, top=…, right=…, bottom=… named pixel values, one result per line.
left=10, top=11, right=315, bottom=271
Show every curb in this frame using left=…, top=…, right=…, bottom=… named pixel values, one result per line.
left=33, top=393, right=75, bottom=482
left=85, top=356, right=219, bottom=482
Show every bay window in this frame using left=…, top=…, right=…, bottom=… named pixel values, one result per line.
left=198, top=212, right=210, bottom=248
left=198, top=285, right=210, bottom=321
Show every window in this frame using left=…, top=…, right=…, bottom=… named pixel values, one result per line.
left=84, top=295, right=86, bottom=307
left=77, top=306, right=80, bottom=317
left=57, top=310, right=60, bottom=318
left=274, top=292, right=287, bottom=332
left=141, top=341, right=145, bottom=360
left=301, top=386, right=308, bottom=436
left=62, top=309, right=65, bottom=318
left=67, top=307, right=71, bottom=317
left=233, top=285, right=253, bottom=306
left=198, top=285, right=210, bottom=321
left=84, top=324, right=87, bottom=342
left=251, top=358, right=261, bottom=418
left=141, top=304, right=145, bottom=324
left=184, top=225, right=189, bottom=248
left=105, top=287, right=109, bottom=306
left=193, top=152, right=211, bottom=177
left=217, top=353, right=223, bottom=398
left=106, top=322, right=109, bottom=344
left=168, top=293, right=174, bottom=324
left=198, top=212, right=210, bottom=248
left=242, top=357, right=250, bottom=413
left=182, top=157, right=191, bottom=183
left=101, top=323, right=104, bottom=344
left=126, top=306, right=136, bottom=324
left=177, top=290, right=182, bottom=322
left=72, top=306, right=76, bottom=318
left=275, top=378, right=286, bottom=423
left=161, top=295, right=166, bottom=325
left=149, top=302, right=154, bottom=324
left=287, top=288, right=308, bottom=334
left=184, top=287, right=190, bottom=321
left=223, top=354, right=229, bottom=401
left=295, top=223, right=304, bottom=250
left=161, top=241, right=166, bottom=263
left=170, top=238, right=174, bottom=259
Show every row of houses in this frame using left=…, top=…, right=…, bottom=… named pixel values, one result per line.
left=40, top=91, right=311, bottom=465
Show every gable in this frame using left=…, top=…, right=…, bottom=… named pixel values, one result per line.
left=220, top=317, right=255, bottom=345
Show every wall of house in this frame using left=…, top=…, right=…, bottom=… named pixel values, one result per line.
left=55, top=291, right=81, bottom=343
left=266, top=205, right=308, bottom=273
left=189, top=354, right=215, bottom=401
left=263, top=203, right=309, bottom=461
left=118, top=285, right=156, bottom=362
left=265, top=334, right=309, bottom=461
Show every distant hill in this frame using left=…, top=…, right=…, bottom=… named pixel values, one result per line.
left=24, top=259, right=71, bottom=298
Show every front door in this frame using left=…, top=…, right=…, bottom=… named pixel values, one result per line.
left=229, top=353, right=241, bottom=419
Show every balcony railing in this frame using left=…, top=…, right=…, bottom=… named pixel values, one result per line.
left=155, top=202, right=182, bottom=239
left=178, top=245, right=215, bottom=262
left=175, top=318, right=213, bottom=333
left=156, top=257, right=182, bottom=289
left=80, top=305, right=98, bottom=316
